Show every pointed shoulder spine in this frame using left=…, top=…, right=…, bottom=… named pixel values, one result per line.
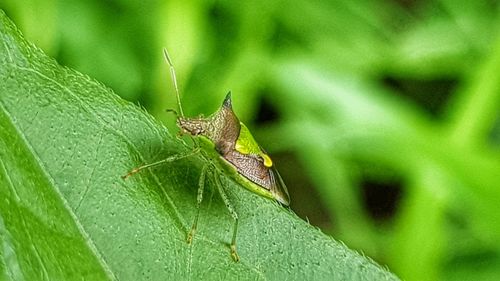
left=223, top=91, right=232, bottom=108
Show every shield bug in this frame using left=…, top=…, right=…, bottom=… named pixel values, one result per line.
left=123, top=49, right=290, bottom=262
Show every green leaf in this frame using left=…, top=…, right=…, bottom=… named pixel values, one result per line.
left=0, top=11, right=399, bottom=281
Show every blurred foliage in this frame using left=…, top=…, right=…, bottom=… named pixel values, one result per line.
left=3, top=0, right=500, bottom=280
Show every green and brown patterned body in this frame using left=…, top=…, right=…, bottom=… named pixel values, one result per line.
left=177, top=92, right=290, bottom=206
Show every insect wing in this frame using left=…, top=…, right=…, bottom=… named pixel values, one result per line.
left=269, top=167, right=290, bottom=206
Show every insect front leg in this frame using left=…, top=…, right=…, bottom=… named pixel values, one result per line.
left=122, top=148, right=200, bottom=179
left=187, top=163, right=208, bottom=244
left=214, top=173, right=240, bottom=262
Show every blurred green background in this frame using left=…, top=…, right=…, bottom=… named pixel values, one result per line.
left=3, top=1, right=500, bottom=280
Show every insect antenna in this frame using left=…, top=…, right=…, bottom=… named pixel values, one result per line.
left=163, top=49, right=200, bottom=148
left=163, top=48, right=184, bottom=118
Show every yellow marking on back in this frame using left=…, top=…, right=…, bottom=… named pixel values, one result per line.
left=235, top=122, right=273, bottom=167
left=261, top=154, right=272, bottom=168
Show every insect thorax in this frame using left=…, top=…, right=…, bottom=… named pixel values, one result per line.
left=177, top=97, right=239, bottom=156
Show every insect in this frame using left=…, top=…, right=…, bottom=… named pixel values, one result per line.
left=123, top=49, right=290, bottom=262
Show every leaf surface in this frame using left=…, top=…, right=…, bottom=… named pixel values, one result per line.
left=0, top=11, right=399, bottom=281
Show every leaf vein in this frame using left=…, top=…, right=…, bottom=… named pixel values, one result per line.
left=0, top=101, right=118, bottom=281
left=15, top=65, right=189, bottom=229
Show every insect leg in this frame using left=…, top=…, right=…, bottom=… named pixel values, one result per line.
left=187, top=163, right=208, bottom=244
left=122, top=148, right=200, bottom=179
left=214, top=173, right=240, bottom=262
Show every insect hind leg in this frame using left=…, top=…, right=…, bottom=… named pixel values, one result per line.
left=214, top=172, right=240, bottom=262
